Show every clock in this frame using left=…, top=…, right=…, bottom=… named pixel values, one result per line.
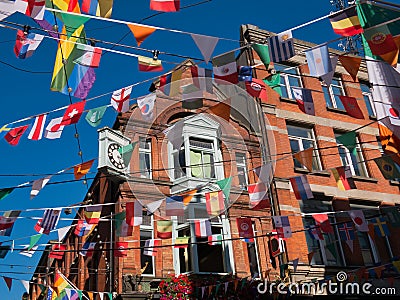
left=107, top=143, right=125, bottom=169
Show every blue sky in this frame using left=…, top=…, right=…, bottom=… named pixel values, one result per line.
left=1, top=0, right=398, bottom=298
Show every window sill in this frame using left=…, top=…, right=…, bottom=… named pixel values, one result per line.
left=280, top=97, right=297, bottom=104
left=326, top=106, right=349, bottom=115
left=294, top=167, right=331, bottom=177
left=389, top=179, right=400, bottom=186
left=352, top=176, right=378, bottom=183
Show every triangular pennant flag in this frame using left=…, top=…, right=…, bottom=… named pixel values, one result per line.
left=307, top=251, right=314, bottom=264
left=191, top=33, right=219, bottom=63
left=216, top=177, right=232, bottom=200
left=127, top=24, right=156, bottom=46
left=118, top=142, right=137, bottom=167
left=3, top=277, right=12, bottom=291
left=0, top=188, right=14, bottom=200
left=292, top=258, right=299, bottom=272
left=20, top=280, right=29, bottom=293
left=374, top=156, right=400, bottom=181
left=85, top=105, right=108, bottom=127
left=108, top=292, right=113, bottom=300
left=346, top=239, right=354, bottom=253
left=339, top=55, right=361, bottom=81
left=263, top=74, right=282, bottom=96
left=60, top=13, right=90, bottom=38
left=74, top=159, right=95, bottom=180
left=146, top=199, right=164, bottom=215
left=57, top=226, right=71, bottom=242
left=182, top=190, right=196, bottom=206
left=336, top=131, right=357, bottom=155
left=99, top=292, right=104, bottom=300
left=201, top=286, right=206, bottom=298
left=339, top=96, right=364, bottom=119
left=321, top=55, right=339, bottom=86
left=293, top=148, right=314, bottom=171
left=208, top=99, right=231, bottom=121
left=29, top=233, right=42, bottom=250
left=326, top=243, right=337, bottom=259
left=251, top=43, right=271, bottom=68
left=30, top=176, right=51, bottom=199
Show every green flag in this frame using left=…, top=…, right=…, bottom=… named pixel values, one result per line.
left=251, top=43, right=271, bottom=68
left=60, top=13, right=90, bottom=38
left=77, top=290, right=83, bottom=300
left=356, top=1, right=400, bottom=35
left=0, top=188, right=14, bottom=200
left=216, top=177, right=232, bottom=200
left=118, top=142, right=137, bottom=167
left=263, top=74, right=282, bottom=96
left=85, top=105, right=108, bottom=127
left=382, top=207, right=400, bottom=227
left=374, top=156, right=400, bottom=180
left=336, top=131, right=357, bottom=155
left=326, top=243, right=338, bottom=260
left=107, top=292, right=113, bottom=300
left=114, top=211, right=126, bottom=237
left=29, top=234, right=42, bottom=251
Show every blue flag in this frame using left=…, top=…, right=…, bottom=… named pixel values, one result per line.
left=267, top=30, right=295, bottom=63
left=238, top=66, right=253, bottom=81
left=305, top=45, right=332, bottom=77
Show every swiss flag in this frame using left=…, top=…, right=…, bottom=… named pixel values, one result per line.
left=245, top=79, right=267, bottom=101
left=61, top=101, right=86, bottom=126
left=236, top=217, right=254, bottom=239
left=114, top=241, right=128, bottom=257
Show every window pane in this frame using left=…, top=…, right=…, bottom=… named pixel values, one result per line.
left=140, top=230, right=154, bottom=275
left=323, top=86, right=333, bottom=107
left=287, top=126, right=311, bottom=139
left=203, top=152, right=215, bottom=178
left=139, top=152, right=151, bottom=178
left=288, top=76, right=301, bottom=88
left=247, top=242, right=260, bottom=278
left=363, top=95, right=375, bottom=116
left=190, top=150, right=203, bottom=178
left=197, top=227, right=225, bottom=273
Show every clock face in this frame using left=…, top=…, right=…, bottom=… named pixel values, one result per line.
left=107, top=143, right=126, bottom=169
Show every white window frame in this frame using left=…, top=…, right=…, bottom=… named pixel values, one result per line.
left=168, top=114, right=224, bottom=194
left=322, top=77, right=345, bottom=109
left=360, top=83, right=376, bottom=117
left=235, top=152, right=248, bottom=189
left=304, top=216, right=344, bottom=267
left=335, top=133, right=369, bottom=177
left=188, top=138, right=216, bottom=179
left=172, top=205, right=234, bottom=275
left=287, top=125, right=322, bottom=171
left=274, top=64, right=302, bottom=99
left=247, top=223, right=261, bottom=279
left=139, top=137, right=152, bottom=179
left=140, top=214, right=155, bottom=277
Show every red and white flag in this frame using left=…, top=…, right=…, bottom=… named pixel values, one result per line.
left=212, top=52, right=238, bottom=84
left=28, top=114, right=47, bottom=140
left=194, top=219, right=212, bottom=238
left=126, top=201, right=142, bottom=227
left=348, top=210, right=369, bottom=232
left=111, top=86, right=132, bottom=113
left=34, top=209, right=61, bottom=235
left=114, top=241, right=128, bottom=257
left=4, top=125, right=29, bottom=146
left=143, top=239, right=162, bottom=256
left=74, top=44, right=102, bottom=68
left=61, top=101, right=86, bottom=126
left=150, top=0, right=180, bottom=12
left=25, top=0, right=45, bottom=20
left=237, top=217, right=254, bottom=239
left=247, top=182, right=270, bottom=209
left=44, top=117, right=65, bottom=139
left=245, top=79, right=267, bottom=101
left=312, top=213, right=333, bottom=233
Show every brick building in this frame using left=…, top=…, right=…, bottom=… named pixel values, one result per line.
left=28, top=24, right=400, bottom=299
